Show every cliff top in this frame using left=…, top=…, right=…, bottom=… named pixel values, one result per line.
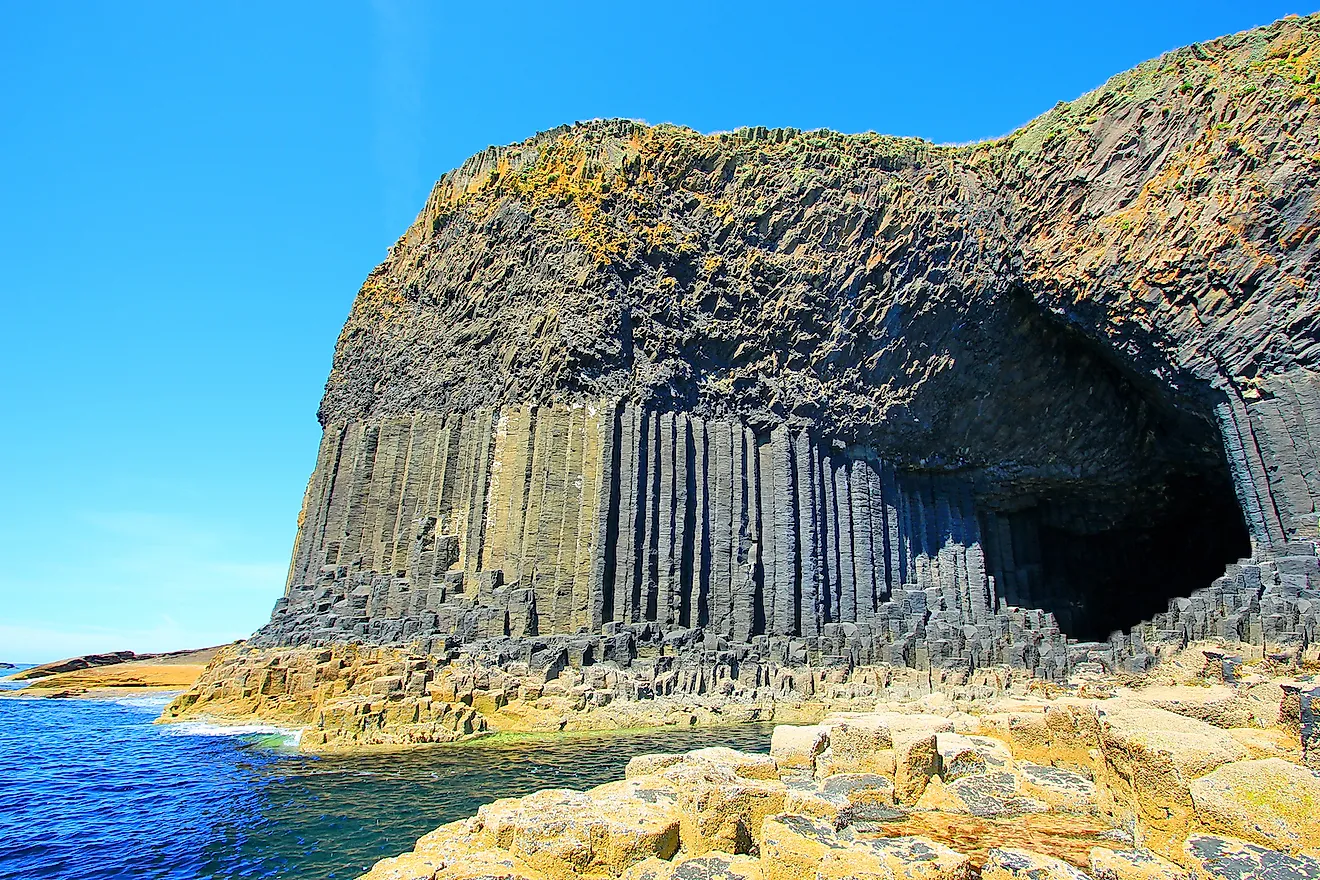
left=320, top=13, right=1320, bottom=472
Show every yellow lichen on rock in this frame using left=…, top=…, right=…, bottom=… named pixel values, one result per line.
left=1188, top=757, right=1320, bottom=855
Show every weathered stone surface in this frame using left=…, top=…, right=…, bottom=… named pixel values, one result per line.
left=1088, top=847, right=1190, bottom=880
left=981, top=847, right=1090, bottom=880
left=769, top=725, right=828, bottom=771
left=474, top=785, right=680, bottom=879
left=362, top=819, right=546, bottom=880
left=1016, top=763, right=1098, bottom=814
left=759, top=814, right=970, bottom=880
left=1094, top=701, right=1251, bottom=850
left=936, top=733, right=1014, bottom=782
left=915, top=771, right=1050, bottom=818
left=833, top=834, right=974, bottom=880
left=651, top=750, right=786, bottom=856
left=359, top=684, right=1320, bottom=879
left=821, top=716, right=897, bottom=777
left=1188, top=758, right=1320, bottom=853
left=895, top=732, right=943, bottom=805
left=1130, top=686, right=1260, bottom=730
left=1183, top=833, right=1320, bottom=880
left=623, top=852, right=762, bottom=880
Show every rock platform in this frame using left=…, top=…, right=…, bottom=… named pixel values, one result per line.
left=354, top=645, right=1320, bottom=880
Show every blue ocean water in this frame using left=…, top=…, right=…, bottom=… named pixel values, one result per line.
left=0, top=677, right=772, bottom=880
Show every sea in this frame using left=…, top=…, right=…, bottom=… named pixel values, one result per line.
left=0, top=667, right=773, bottom=880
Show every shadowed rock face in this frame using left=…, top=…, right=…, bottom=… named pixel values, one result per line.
left=258, top=15, right=1320, bottom=676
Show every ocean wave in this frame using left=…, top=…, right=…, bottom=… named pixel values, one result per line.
left=160, top=721, right=303, bottom=747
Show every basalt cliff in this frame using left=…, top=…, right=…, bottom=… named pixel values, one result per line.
left=169, top=16, right=1320, bottom=750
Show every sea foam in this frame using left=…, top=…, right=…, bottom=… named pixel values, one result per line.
left=161, top=720, right=304, bottom=747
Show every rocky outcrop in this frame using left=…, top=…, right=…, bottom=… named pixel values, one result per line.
left=357, top=653, right=1320, bottom=879
left=234, top=15, right=1320, bottom=697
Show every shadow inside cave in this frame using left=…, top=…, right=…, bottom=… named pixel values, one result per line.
left=980, top=471, right=1251, bottom=642
left=970, top=291, right=1254, bottom=643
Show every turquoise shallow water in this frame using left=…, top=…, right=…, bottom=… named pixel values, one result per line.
left=0, top=678, right=772, bottom=880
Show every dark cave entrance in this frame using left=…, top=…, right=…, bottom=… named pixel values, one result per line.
left=980, top=471, right=1251, bottom=642
left=971, top=292, right=1253, bottom=643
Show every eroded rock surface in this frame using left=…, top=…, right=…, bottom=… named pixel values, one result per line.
left=357, top=668, right=1320, bottom=878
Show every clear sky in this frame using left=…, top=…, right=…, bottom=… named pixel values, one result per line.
left=0, top=1, right=1307, bottom=663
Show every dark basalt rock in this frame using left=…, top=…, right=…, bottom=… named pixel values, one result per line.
left=253, top=15, right=1320, bottom=683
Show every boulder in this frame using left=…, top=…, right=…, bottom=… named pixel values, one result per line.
left=1095, top=701, right=1250, bottom=850
left=1189, top=758, right=1320, bottom=854
left=822, top=716, right=895, bottom=776
left=658, top=759, right=786, bottom=855
left=770, top=725, right=829, bottom=771
left=474, top=784, right=680, bottom=879
left=895, top=732, right=942, bottom=804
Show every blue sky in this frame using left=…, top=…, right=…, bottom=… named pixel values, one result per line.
left=0, top=1, right=1307, bottom=662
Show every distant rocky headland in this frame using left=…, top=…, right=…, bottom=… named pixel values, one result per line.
left=161, top=12, right=1320, bottom=879
left=3, top=646, right=224, bottom=697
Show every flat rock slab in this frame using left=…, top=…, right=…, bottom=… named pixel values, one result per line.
left=981, top=847, right=1090, bottom=879
left=1017, top=763, right=1098, bottom=813
left=1184, top=833, right=1320, bottom=880
left=1088, top=846, right=1191, bottom=880
left=1098, top=702, right=1251, bottom=780
left=916, top=771, right=1050, bottom=818
left=624, top=852, right=762, bottom=880
left=759, top=813, right=970, bottom=880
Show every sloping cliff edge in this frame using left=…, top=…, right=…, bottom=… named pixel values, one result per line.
left=168, top=15, right=1320, bottom=751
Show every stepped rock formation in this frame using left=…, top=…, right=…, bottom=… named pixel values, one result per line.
left=176, top=16, right=1320, bottom=740
left=359, top=647, right=1320, bottom=879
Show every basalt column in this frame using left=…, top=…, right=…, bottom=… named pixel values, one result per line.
left=261, top=401, right=1035, bottom=666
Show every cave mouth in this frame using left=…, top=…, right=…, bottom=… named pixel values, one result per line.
left=981, top=469, right=1251, bottom=642
left=974, top=291, right=1253, bottom=644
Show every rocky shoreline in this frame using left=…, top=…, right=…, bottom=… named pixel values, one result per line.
left=349, top=641, right=1319, bottom=880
